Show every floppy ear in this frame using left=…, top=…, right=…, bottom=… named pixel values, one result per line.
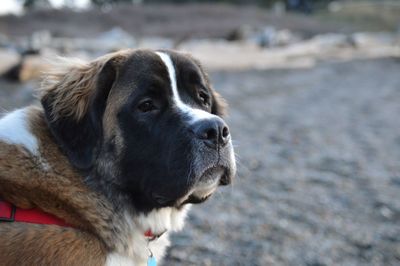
left=211, top=90, right=228, bottom=117
left=40, top=55, right=123, bottom=171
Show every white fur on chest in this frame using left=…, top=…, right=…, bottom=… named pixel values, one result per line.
left=107, top=205, right=191, bottom=266
left=0, top=108, right=38, bottom=155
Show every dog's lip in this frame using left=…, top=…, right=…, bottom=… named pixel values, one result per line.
left=197, top=165, right=226, bottom=181
left=200, top=166, right=232, bottom=186
left=183, top=194, right=212, bottom=205
left=151, top=166, right=228, bottom=207
left=181, top=192, right=214, bottom=205
left=179, top=166, right=229, bottom=205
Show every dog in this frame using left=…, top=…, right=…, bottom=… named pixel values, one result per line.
left=0, top=49, right=236, bottom=265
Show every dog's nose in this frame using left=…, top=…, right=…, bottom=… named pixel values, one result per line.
left=190, top=117, right=230, bottom=148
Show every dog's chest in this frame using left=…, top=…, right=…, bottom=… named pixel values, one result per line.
left=107, top=206, right=190, bottom=266
left=106, top=235, right=170, bottom=266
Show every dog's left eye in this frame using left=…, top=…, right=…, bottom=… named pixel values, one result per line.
left=198, top=91, right=210, bottom=106
left=138, top=100, right=156, bottom=113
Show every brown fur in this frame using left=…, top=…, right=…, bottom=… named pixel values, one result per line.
left=0, top=107, right=123, bottom=264
left=1, top=107, right=113, bottom=230
left=0, top=224, right=106, bottom=266
left=0, top=51, right=143, bottom=264
left=39, top=50, right=130, bottom=121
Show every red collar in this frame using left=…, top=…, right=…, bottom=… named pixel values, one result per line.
left=144, top=229, right=165, bottom=241
left=0, top=199, right=162, bottom=240
left=0, top=199, right=70, bottom=227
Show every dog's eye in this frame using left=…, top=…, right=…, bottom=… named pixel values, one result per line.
left=198, top=91, right=210, bottom=106
left=138, top=100, right=156, bottom=113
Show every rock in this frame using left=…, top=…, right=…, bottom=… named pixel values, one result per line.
left=226, top=25, right=300, bottom=48
left=226, top=25, right=253, bottom=41
left=253, top=26, right=300, bottom=48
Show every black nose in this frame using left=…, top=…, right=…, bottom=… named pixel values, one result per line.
left=190, top=117, right=230, bottom=148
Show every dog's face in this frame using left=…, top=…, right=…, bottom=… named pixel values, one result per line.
left=41, top=50, right=236, bottom=212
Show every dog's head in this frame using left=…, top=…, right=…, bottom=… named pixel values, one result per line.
left=40, top=49, right=236, bottom=212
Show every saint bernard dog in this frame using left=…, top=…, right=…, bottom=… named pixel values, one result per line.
left=0, top=49, right=236, bottom=265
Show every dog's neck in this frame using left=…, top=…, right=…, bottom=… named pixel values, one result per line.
left=0, top=106, right=190, bottom=264
left=0, top=106, right=119, bottom=245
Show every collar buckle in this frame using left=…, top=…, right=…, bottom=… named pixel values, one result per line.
left=0, top=200, right=16, bottom=222
left=144, top=229, right=166, bottom=242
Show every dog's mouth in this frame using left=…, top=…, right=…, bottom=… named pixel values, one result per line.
left=180, top=166, right=231, bottom=205
left=149, top=166, right=232, bottom=208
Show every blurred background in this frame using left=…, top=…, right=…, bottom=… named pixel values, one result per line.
left=0, top=0, right=399, bottom=265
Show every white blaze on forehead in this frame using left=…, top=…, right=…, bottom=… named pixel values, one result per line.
left=0, top=108, right=38, bottom=155
left=155, top=51, right=216, bottom=123
left=155, top=52, right=180, bottom=104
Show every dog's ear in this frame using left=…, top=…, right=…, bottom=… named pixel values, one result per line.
left=211, top=90, right=227, bottom=117
left=40, top=54, right=126, bottom=171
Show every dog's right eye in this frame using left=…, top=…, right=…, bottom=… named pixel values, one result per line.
left=198, top=91, right=210, bottom=107
left=138, top=100, right=156, bottom=113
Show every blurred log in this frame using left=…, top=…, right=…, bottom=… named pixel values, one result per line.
left=0, top=50, right=20, bottom=78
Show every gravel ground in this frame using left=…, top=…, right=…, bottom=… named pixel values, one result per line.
left=1, top=57, right=399, bottom=265
left=164, top=57, right=400, bottom=266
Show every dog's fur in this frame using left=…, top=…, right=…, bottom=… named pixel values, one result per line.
left=0, top=49, right=236, bottom=265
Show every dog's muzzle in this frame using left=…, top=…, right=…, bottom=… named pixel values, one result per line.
left=180, top=117, right=235, bottom=205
